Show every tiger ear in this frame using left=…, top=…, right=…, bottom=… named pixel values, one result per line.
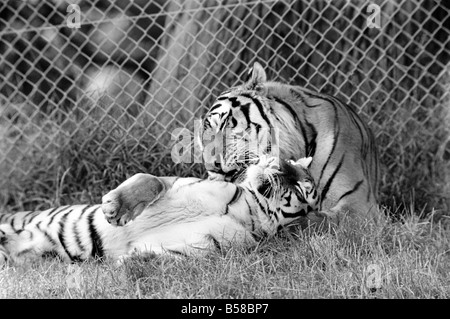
left=293, top=157, right=313, bottom=169
left=246, top=62, right=267, bottom=88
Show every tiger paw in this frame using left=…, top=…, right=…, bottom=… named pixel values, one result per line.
left=102, top=173, right=166, bottom=226
left=314, top=209, right=340, bottom=226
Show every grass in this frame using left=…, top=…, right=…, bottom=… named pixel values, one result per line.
left=1, top=208, right=450, bottom=299
left=0, top=86, right=448, bottom=300
left=0, top=92, right=448, bottom=299
left=0, top=0, right=448, bottom=300
left=0, top=112, right=448, bottom=299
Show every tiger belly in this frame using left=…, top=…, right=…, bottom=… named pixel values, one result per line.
left=121, top=214, right=255, bottom=257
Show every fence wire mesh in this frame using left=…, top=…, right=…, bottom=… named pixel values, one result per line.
left=0, top=0, right=449, bottom=210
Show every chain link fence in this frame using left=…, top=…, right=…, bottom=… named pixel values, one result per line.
left=0, top=0, right=449, bottom=211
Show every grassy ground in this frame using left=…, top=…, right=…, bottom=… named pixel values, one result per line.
left=0, top=100, right=448, bottom=299
left=0, top=107, right=449, bottom=299
left=0, top=0, right=448, bottom=299
left=0, top=58, right=448, bottom=299
left=1, top=208, right=449, bottom=299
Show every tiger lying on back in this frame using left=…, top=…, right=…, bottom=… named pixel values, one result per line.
left=199, top=62, right=380, bottom=224
left=0, top=156, right=317, bottom=265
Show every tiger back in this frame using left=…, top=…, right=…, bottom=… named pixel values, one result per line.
left=200, top=62, right=379, bottom=224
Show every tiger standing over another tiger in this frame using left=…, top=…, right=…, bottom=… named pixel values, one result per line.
left=200, top=62, right=380, bottom=226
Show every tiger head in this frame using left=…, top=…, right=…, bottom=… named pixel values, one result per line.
left=241, top=155, right=318, bottom=217
left=199, top=62, right=303, bottom=181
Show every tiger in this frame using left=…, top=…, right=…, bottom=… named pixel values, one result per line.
left=199, top=62, right=379, bottom=225
left=0, top=155, right=318, bottom=265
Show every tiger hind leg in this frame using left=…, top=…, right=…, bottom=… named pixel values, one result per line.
left=102, top=173, right=168, bottom=226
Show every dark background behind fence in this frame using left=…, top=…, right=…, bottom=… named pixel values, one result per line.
left=0, top=0, right=449, bottom=213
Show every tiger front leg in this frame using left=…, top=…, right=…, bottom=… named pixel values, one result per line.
left=309, top=204, right=365, bottom=231
left=312, top=208, right=340, bottom=228
left=315, top=193, right=380, bottom=229
left=102, top=173, right=168, bottom=226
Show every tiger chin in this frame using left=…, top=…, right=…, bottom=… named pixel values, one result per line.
left=0, top=156, right=317, bottom=266
left=200, top=62, right=380, bottom=225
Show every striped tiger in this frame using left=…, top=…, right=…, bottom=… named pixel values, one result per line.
left=0, top=156, right=318, bottom=265
left=200, top=62, right=379, bottom=225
